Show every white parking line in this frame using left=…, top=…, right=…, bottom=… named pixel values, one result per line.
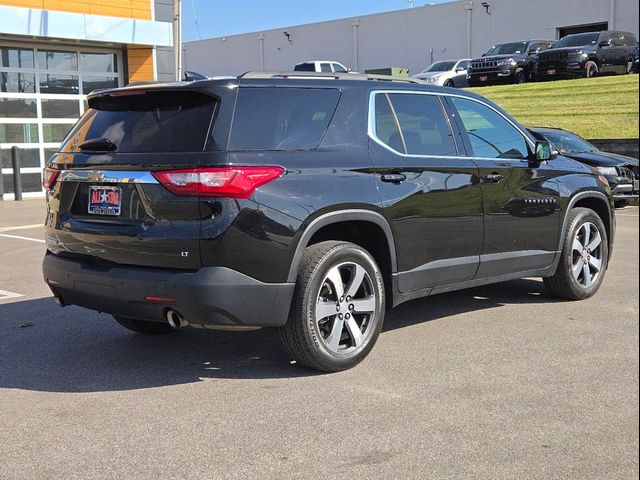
left=0, top=233, right=46, bottom=244
left=0, top=224, right=43, bottom=233
left=0, top=289, right=24, bottom=300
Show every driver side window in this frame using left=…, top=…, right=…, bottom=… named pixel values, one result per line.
left=451, top=97, right=529, bottom=159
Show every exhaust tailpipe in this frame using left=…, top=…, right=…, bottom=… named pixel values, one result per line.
left=166, top=309, right=186, bottom=330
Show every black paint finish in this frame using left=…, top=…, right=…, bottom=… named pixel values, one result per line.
left=42, top=76, right=615, bottom=326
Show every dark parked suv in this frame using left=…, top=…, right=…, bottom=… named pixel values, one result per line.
left=42, top=72, right=616, bottom=372
left=536, top=30, right=638, bottom=80
left=467, top=40, right=556, bottom=86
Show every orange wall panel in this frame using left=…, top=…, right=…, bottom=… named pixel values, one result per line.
left=127, top=47, right=155, bottom=82
left=0, top=0, right=153, bottom=20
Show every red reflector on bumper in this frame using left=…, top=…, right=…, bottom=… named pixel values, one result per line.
left=145, top=296, right=175, bottom=303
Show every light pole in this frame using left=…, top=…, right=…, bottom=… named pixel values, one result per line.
left=173, top=0, right=183, bottom=80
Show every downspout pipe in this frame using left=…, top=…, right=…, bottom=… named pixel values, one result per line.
left=464, top=1, right=473, bottom=59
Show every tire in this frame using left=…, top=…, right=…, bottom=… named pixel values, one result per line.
left=279, top=241, right=385, bottom=372
left=585, top=61, right=599, bottom=78
left=514, top=69, right=526, bottom=84
left=112, top=315, right=178, bottom=334
left=544, top=207, right=608, bottom=300
left=444, top=79, right=454, bottom=87
left=624, top=60, right=632, bottom=74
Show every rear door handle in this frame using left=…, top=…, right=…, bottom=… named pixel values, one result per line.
left=381, top=173, right=407, bottom=184
left=483, top=173, right=504, bottom=184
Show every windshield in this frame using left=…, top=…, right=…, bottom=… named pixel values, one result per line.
left=541, top=131, right=596, bottom=154
left=422, top=61, right=456, bottom=73
left=557, top=32, right=600, bottom=48
left=485, top=42, right=528, bottom=55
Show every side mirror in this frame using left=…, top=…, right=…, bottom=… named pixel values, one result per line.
left=599, top=40, right=611, bottom=47
left=455, top=67, right=464, bottom=72
left=534, top=141, right=558, bottom=162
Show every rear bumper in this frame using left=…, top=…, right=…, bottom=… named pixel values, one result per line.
left=43, top=253, right=295, bottom=327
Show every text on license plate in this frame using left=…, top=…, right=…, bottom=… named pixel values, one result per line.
left=547, top=69, right=556, bottom=75
left=88, top=186, right=122, bottom=216
left=479, top=76, right=488, bottom=81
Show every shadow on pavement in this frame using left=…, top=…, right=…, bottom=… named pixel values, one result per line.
left=0, top=278, right=557, bottom=392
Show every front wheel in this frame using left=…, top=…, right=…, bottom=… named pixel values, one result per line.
left=279, top=241, right=385, bottom=372
left=514, top=69, right=526, bottom=84
left=444, top=79, right=454, bottom=87
left=544, top=207, right=608, bottom=300
left=585, top=61, right=599, bottom=78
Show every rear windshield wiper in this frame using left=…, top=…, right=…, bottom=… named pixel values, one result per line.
left=78, top=137, right=117, bottom=152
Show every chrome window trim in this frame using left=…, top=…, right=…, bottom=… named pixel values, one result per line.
left=367, top=89, right=535, bottom=162
left=58, top=170, right=159, bottom=184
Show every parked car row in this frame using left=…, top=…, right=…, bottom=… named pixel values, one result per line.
left=412, top=30, right=638, bottom=87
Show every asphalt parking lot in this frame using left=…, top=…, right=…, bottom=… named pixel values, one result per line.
left=0, top=199, right=638, bottom=480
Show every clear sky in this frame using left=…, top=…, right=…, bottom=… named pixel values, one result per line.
left=182, top=0, right=452, bottom=42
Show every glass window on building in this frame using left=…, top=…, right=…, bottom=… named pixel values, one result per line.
left=0, top=43, right=122, bottom=197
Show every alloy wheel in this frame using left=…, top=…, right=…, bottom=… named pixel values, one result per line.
left=571, top=222, right=603, bottom=288
left=315, top=262, right=377, bottom=355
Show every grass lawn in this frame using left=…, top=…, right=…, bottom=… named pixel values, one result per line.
left=467, top=75, right=639, bottom=139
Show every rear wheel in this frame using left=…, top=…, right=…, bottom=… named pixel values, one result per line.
left=444, top=79, right=454, bottom=87
left=112, top=315, right=178, bottom=334
left=544, top=207, right=608, bottom=300
left=279, top=241, right=385, bottom=372
left=624, top=60, right=633, bottom=74
left=585, top=61, right=599, bottom=78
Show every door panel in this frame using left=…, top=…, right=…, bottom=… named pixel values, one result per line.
left=447, top=96, right=561, bottom=278
left=369, top=92, right=483, bottom=292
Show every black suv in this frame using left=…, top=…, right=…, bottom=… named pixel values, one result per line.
left=536, top=30, right=638, bottom=80
left=631, top=42, right=639, bottom=73
left=467, top=40, right=556, bottom=86
left=42, top=73, right=615, bottom=372
left=531, top=127, right=639, bottom=207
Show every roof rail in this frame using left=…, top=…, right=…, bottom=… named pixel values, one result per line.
left=239, top=71, right=426, bottom=84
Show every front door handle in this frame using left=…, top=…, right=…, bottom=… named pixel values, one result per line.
left=381, top=173, right=407, bottom=184
left=483, top=173, right=504, bottom=184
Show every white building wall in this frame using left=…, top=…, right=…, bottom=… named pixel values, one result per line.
left=185, top=0, right=640, bottom=77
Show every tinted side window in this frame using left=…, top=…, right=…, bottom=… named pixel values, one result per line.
left=612, top=33, right=624, bottom=47
left=373, top=93, right=457, bottom=156
left=294, top=63, right=315, bottom=72
left=451, top=97, right=529, bottom=159
left=374, top=94, right=403, bottom=152
left=229, top=88, right=340, bottom=150
left=320, top=63, right=332, bottom=72
left=457, top=60, right=469, bottom=70
left=333, top=63, right=348, bottom=73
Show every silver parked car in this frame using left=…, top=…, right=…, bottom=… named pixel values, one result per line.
left=412, top=59, right=470, bottom=87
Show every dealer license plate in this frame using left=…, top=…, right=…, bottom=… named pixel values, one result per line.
left=88, top=186, right=122, bottom=216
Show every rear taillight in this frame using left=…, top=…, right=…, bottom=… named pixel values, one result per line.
left=152, top=166, right=284, bottom=199
left=43, top=167, right=60, bottom=190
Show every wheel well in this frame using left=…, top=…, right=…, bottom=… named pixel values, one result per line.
left=573, top=197, right=611, bottom=242
left=307, top=221, right=394, bottom=298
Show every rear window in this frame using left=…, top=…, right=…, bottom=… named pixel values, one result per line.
left=229, top=87, right=340, bottom=151
left=60, top=91, right=216, bottom=153
left=294, top=63, right=315, bottom=72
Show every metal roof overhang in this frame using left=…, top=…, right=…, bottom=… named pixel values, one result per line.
left=0, top=5, right=173, bottom=47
